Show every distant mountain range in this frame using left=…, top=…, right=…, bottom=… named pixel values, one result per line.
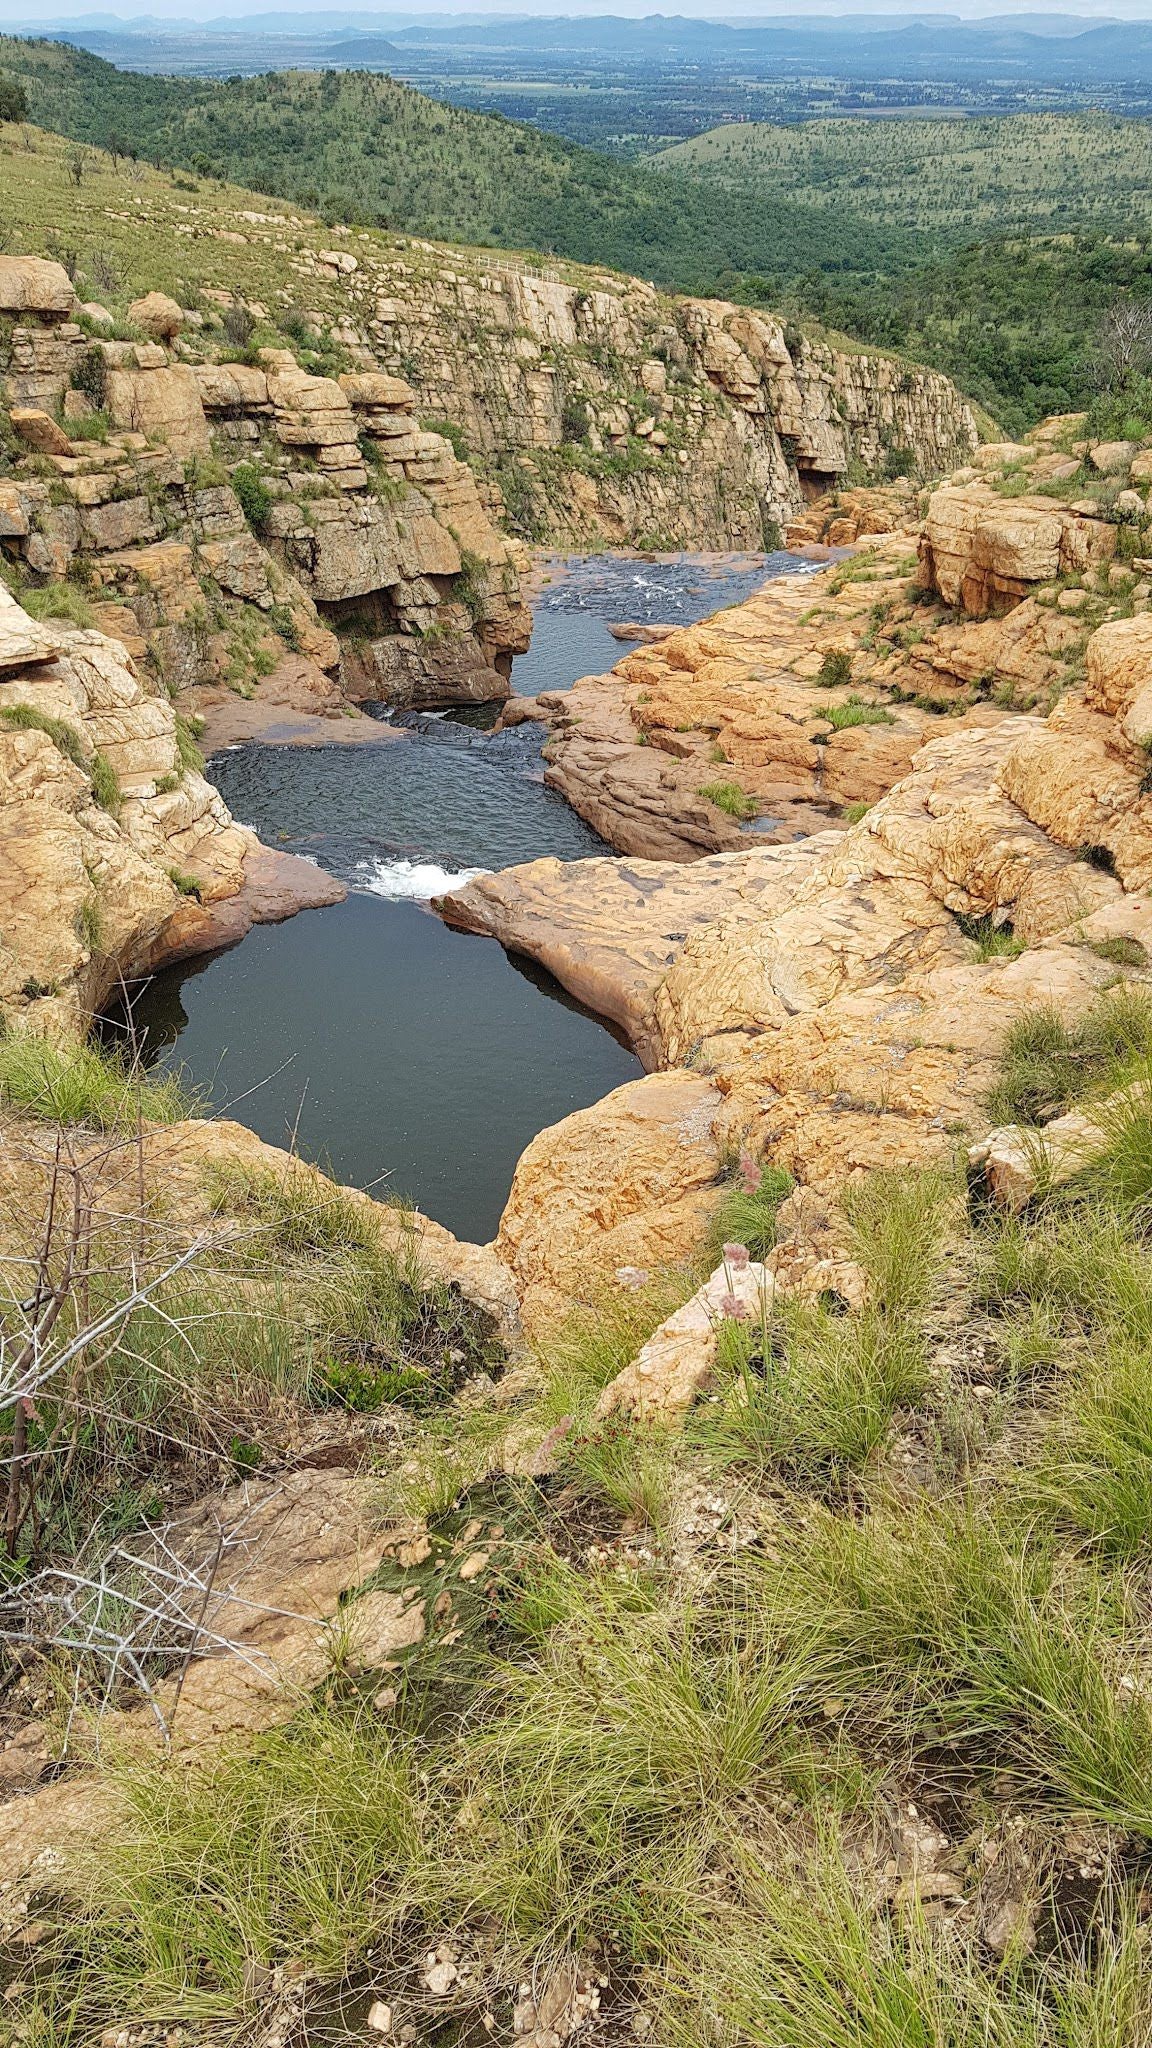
left=15, top=9, right=1152, bottom=84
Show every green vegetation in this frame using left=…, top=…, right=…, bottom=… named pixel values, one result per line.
left=697, top=778, right=756, bottom=819
left=818, top=695, right=895, bottom=733
left=89, top=749, right=120, bottom=815
left=173, top=712, right=205, bottom=776
left=708, top=1157, right=794, bottom=1263
left=0, top=43, right=1150, bottom=427
left=18, top=579, right=97, bottom=628
left=816, top=648, right=854, bottom=689
left=986, top=984, right=1152, bottom=1125
left=230, top=459, right=272, bottom=534
left=0, top=37, right=903, bottom=307
left=658, top=113, right=1152, bottom=429
left=0, top=1030, right=193, bottom=1129
left=956, top=911, right=1027, bottom=962
left=0, top=700, right=88, bottom=769
left=18, top=1126, right=1152, bottom=2042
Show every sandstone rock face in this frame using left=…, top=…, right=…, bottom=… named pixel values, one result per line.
left=290, top=240, right=978, bottom=547
left=103, top=354, right=212, bottom=458
left=447, top=516, right=1152, bottom=1331
left=496, top=1071, right=726, bottom=1333
left=0, top=586, right=345, bottom=1031
left=9, top=406, right=72, bottom=456
left=0, top=316, right=529, bottom=710
left=920, top=485, right=1116, bottom=616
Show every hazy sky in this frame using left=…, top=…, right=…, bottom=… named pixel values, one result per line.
left=2, top=1, right=1150, bottom=18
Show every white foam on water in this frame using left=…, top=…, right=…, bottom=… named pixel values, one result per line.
left=358, top=857, right=491, bottom=901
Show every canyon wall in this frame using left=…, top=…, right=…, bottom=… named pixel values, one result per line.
left=288, top=239, right=984, bottom=547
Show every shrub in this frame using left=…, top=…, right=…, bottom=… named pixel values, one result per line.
left=70, top=345, right=108, bottom=411
left=0, top=74, right=28, bottom=122
left=816, top=649, right=853, bottom=689
left=230, top=462, right=272, bottom=535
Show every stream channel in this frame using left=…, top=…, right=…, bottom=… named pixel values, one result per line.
left=111, top=552, right=814, bottom=1240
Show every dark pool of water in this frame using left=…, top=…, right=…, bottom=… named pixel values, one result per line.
left=113, top=895, right=640, bottom=1241
left=113, top=552, right=810, bottom=1239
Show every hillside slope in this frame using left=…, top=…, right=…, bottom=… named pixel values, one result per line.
left=0, top=35, right=911, bottom=300
left=657, top=113, right=1152, bottom=432
left=0, top=126, right=982, bottom=551
left=657, top=112, right=1152, bottom=239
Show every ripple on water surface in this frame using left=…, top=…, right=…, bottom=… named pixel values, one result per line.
left=114, top=552, right=812, bottom=1238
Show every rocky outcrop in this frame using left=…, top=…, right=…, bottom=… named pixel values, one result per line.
left=354, top=265, right=981, bottom=548
left=919, top=483, right=1116, bottom=616
left=0, top=257, right=529, bottom=711
left=444, top=516, right=1152, bottom=1338
left=497, top=537, right=971, bottom=858
left=87, top=200, right=980, bottom=551
left=0, top=583, right=342, bottom=1034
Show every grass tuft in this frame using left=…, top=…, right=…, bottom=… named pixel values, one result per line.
left=0, top=1031, right=194, bottom=1129
left=987, top=984, right=1152, bottom=1125
left=697, top=779, right=756, bottom=820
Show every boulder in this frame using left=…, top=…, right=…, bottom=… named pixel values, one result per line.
left=128, top=290, right=184, bottom=342
left=9, top=407, right=71, bottom=456
left=0, top=585, right=60, bottom=670
left=103, top=363, right=210, bottom=458
left=339, top=370, right=415, bottom=409
left=1089, top=439, right=1137, bottom=475
left=0, top=255, right=75, bottom=317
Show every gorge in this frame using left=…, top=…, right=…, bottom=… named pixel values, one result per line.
left=9, top=126, right=1152, bottom=2047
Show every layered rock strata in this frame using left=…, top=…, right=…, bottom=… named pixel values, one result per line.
left=0, top=256, right=529, bottom=714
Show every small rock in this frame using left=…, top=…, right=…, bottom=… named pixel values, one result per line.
left=458, top=1550, right=489, bottom=1582
left=423, top=1959, right=458, bottom=1996
left=366, top=1999, right=393, bottom=2033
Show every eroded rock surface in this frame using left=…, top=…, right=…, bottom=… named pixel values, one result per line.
left=0, top=585, right=344, bottom=1031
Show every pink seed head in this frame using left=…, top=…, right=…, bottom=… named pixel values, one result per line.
left=718, top=1293, right=751, bottom=1321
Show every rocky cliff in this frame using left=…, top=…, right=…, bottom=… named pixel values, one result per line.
left=0, top=256, right=530, bottom=721
left=0, top=579, right=341, bottom=1038
left=291, top=246, right=982, bottom=548
left=0, top=133, right=983, bottom=558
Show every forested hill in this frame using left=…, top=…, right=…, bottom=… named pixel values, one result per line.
left=0, top=36, right=909, bottom=299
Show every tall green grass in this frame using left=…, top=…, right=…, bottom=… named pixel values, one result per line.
left=0, top=1032, right=194, bottom=1129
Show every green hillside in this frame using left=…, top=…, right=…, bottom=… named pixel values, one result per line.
left=2, top=36, right=1148, bottom=430
left=0, top=35, right=909, bottom=300
left=658, top=112, right=1152, bottom=432
left=657, top=112, right=1152, bottom=240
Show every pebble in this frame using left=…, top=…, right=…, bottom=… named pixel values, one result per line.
left=367, top=1999, right=393, bottom=2033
